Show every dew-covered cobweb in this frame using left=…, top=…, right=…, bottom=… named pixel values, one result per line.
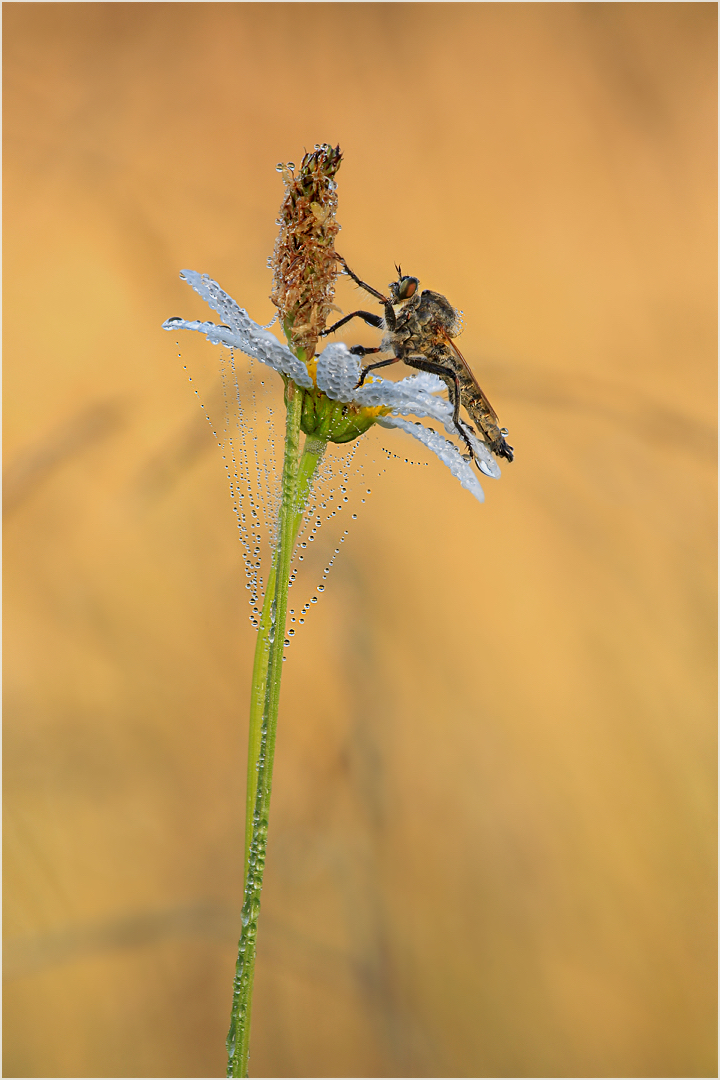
left=179, top=344, right=428, bottom=657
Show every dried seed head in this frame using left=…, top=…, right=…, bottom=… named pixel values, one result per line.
left=269, top=144, right=342, bottom=361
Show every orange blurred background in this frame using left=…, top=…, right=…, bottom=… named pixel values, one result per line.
left=3, top=4, right=716, bottom=1077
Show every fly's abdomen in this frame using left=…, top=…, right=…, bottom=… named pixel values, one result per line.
left=467, top=404, right=513, bottom=461
left=457, top=373, right=513, bottom=462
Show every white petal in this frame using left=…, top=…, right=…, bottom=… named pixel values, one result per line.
left=354, top=373, right=453, bottom=426
left=162, top=317, right=246, bottom=350
left=394, top=370, right=446, bottom=394
left=462, top=426, right=502, bottom=479
left=316, top=343, right=361, bottom=401
left=354, top=373, right=501, bottom=479
left=266, top=346, right=315, bottom=388
left=179, top=269, right=258, bottom=335
left=163, top=272, right=314, bottom=389
left=378, top=416, right=486, bottom=503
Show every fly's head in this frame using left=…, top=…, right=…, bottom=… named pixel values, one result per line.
left=389, top=265, right=420, bottom=310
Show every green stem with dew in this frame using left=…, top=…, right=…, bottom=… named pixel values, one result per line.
left=227, top=382, right=325, bottom=1078
left=243, top=431, right=326, bottom=869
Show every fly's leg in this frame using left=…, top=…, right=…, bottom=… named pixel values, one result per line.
left=334, top=254, right=387, bottom=302
left=319, top=310, right=383, bottom=337
left=404, top=358, right=476, bottom=460
left=350, top=346, right=382, bottom=358
left=335, top=254, right=396, bottom=332
left=355, top=355, right=402, bottom=388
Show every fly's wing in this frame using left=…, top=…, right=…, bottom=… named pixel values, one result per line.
left=442, top=334, right=501, bottom=423
left=437, top=328, right=514, bottom=463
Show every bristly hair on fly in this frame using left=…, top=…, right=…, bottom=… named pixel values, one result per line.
left=269, top=144, right=343, bottom=360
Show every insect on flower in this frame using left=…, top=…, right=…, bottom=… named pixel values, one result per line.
left=163, top=270, right=504, bottom=504
left=169, top=146, right=514, bottom=1080
left=320, top=254, right=514, bottom=468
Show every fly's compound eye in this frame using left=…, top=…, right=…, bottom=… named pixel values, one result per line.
left=397, top=276, right=419, bottom=301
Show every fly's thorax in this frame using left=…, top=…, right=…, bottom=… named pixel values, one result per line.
left=387, top=300, right=420, bottom=351
left=417, top=290, right=462, bottom=337
left=392, top=291, right=421, bottom=325
left=380, top=329, right=398, bottom=353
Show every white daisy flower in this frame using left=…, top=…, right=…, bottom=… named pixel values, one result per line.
left=163, top=270, right=502, bottom=504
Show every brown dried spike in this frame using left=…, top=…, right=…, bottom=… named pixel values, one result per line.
left=269, top=144, right=342, bottom=360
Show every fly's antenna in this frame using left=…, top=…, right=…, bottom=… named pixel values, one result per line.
left=395, top=263, right=403, bottom=279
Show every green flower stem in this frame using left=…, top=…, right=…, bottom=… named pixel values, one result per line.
left=228, top=386, right=325, bottom=1078
left=243, top=432, right=326, bottom=870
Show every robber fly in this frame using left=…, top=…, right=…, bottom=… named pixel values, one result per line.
left=320, top=255, right=513, bottom=465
